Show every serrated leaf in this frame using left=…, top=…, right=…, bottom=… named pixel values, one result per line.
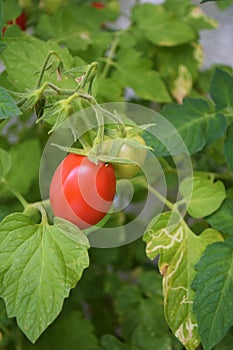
left=132, top=4, right=195, bottom=47
left=180, top=176, right=226, bottom=218
left=1, top=36, right=86, bottom=92
left=0, top=213, right=89, bottom=343
left=206, top=188, right=233, bottom=235
left=0, top=139, right=41, bottom=199
left=193, top=239, right=233, bottom=350
left=143, top=212, right=223, bottom=350
left=0, top=86, right=22, bottom=119
left=146, top=98, right=226, bottom=156
left=210, top=68, right=233, bottom=110
left=224, top=122, right=233, bottom=172
left=0, top=148, right=12, bottom=179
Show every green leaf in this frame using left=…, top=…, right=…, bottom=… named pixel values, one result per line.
left=36, top=4, right=118, bottom=55
left=0, top=148, right=12, bottom=179
left=101, top=335, right=129, bottom=350
left=0, top=213, right=89, bottom=343
left=224, top=122, right=233, bottom=172
left=115, top=285, right=142, bottom=341
left=186, top=6, right=218, bottom=31
left=147, top=98, right=226, bottom=156
left=193, top=239, right=233, bottom=350
left=95, top=77, right=123, bottom=103
left=157, top=43, right=202, bottom=102
left=206, top=188, right=233, bottom=235
left=23, top=309, right=99, bottom=350
left=1, top=36, right=86, bottom=91
left=143, top=212, right=223, bottom=350
left=0, top=139, right=41, bottom=199
left=210, top=68, right=233, bottom=110
left=2, top=0, right=21, bottom=22
left=180, top=176, right=226, bottom=218
left=114, top=48, right=171, bottom=103
left=131, top=324, right=172, bottom=350
left=132, top=4, right=195, bottom=47
left=0, top=86, right=22, bottom=119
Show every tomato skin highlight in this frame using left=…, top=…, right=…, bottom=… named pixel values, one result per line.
left=49, top=154, right=116, bottom=229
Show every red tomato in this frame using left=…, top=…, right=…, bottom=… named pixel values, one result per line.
left=91, top=2, right=105, bottom=9
left=49, top=153, right=116, bottom=229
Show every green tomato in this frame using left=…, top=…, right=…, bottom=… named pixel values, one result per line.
left=102, top=135, right=147, bottom=179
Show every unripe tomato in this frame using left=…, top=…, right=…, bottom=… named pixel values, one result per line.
left=102, top=135, right=147, bottom=179
left=49, top=154, right=116, bottom=229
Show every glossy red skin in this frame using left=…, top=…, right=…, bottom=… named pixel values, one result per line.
left=49, top=154, right=116, bottom=229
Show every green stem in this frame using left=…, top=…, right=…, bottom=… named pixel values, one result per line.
left=148, top=184, right=175, bottom=211
left=101, top=31, right=121, bottom=79
left=79, top=61, right=99, bottom=93
left=36, top=203, right=49, bottom=225
left=92, top=105, right=105, bottom=147
left=1, top=179, right=28, bottom=209
left=36, top=51, right=61, bottom=89
left=46, top=83, right=75, bottom=96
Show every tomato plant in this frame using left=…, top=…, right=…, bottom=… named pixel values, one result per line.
left=0, top=0, right=233, bottom=349
left=50, top=153, right=116, bottom=229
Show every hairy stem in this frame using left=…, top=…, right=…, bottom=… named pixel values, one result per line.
left=36, top=51, right=61, bottom=89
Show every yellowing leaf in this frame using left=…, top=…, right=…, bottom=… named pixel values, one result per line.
left=143, top=212, right=223, bottom=350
